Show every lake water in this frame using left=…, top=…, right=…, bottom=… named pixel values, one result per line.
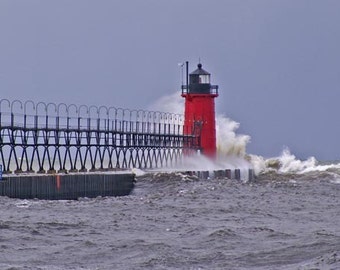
left=1, top=167, right=340, bottom=270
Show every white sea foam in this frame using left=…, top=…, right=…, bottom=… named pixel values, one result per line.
left=148, top=91, right=184, bottom=115
left=249, top=148, right=340, bottom=175
left=216, top=115, right=250, bottom=158
left=131, top=168, right=146, bottom=177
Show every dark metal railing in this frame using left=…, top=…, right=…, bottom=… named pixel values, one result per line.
left=181, top=85, right=218, bottom=95
left=0, top=99, right=200, bottom=174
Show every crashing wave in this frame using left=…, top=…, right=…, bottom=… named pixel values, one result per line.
left=149, top=92, right=340, bottom=181
left=248, top=148, right=340, bottom=182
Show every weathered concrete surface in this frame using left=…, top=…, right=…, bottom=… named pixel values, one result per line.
left=186, top=169, right=255, bottom=181
left=0, top=172, right=135, bottom=200
left=152, top=169, right=255, bottom=181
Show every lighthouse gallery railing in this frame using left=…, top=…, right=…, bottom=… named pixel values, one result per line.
left=0, top=99, right=200, bottom=174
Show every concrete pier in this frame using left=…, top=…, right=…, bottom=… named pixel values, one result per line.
left=183, top=168, right=255, bottom=181
left=0, top=172, right=135, bottom=200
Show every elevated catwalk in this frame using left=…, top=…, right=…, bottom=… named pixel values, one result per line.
left=0, top=62, right=253, bottom=200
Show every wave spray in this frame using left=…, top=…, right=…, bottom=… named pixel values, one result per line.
left=150, top=91, right=340, bottom=179
left=149, top=91, right=252, bottom=173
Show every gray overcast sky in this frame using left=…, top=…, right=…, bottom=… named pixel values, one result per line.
left=1, top=0, right=339, bottom=161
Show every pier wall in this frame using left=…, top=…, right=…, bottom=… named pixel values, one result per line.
left=0, top=172, right=135, bottom=200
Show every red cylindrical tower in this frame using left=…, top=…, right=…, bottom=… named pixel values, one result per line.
left=181, top=62, right=219, bottom=159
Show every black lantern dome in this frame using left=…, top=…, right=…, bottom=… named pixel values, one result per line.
left=181, top=62, right=218, bottom=96
left=189, top=63, right=211, bottom=94
left=181, top=63, right=218, bottom=96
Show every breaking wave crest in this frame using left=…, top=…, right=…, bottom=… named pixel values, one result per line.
left=249, top=148, right=340, bottom=182
left=216, top=115, right=251, bottom=158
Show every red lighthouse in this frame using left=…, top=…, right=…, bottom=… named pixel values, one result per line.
left=181, top=62, right=219, bottom=159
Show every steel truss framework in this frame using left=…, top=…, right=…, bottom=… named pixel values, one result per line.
left=0, top=99, right=200, bottom=173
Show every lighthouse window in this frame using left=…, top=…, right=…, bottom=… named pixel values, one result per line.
left=199, top=75, right=210, bottom=84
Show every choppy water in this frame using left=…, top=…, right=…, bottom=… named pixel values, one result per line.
left=1, top=169, right=340, bottom=270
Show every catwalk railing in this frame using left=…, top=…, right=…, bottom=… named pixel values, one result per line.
left=0, top=99, right=200, bottom=173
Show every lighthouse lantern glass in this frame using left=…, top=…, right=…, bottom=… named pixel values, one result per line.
left=199, top=74, right=210, bottom=84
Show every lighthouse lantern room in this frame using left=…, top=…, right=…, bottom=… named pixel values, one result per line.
left=181, top=62, right=219, bottom=159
